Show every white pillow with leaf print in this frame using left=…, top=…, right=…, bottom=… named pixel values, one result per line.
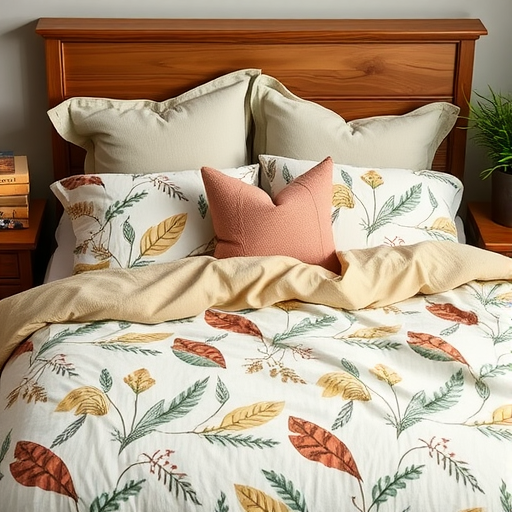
left=259, top=155, right=463, bottom=251
left=50, top=165, right=258, bottom=274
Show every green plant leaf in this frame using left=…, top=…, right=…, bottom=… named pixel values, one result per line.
left=467, top=86, right=512, bottom=179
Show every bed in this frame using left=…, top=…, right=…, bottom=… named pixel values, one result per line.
left=2, top=17, right=512, bottom=512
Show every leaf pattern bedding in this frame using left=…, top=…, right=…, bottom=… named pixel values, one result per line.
left=1, top=275, right=512, bottom=512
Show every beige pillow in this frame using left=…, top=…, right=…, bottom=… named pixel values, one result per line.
left=251, top=74, right=459, bottom=190
left=48, top=69, right=261, bottom=174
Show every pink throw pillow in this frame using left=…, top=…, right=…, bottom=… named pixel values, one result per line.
left=201, top=157, right=340, bottom=273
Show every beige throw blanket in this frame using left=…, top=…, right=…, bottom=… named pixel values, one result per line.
left=1, top=241, right=511, bottom=370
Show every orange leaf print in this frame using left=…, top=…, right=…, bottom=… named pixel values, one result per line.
left=173, top=338, right=226, bottom=368
left=9, top=339, right=33, bottom=360
left=426, top=303, right=478, bottom=325
left=288, top=416, right=362, bottom=480
left=60, top=175, right=104, bottom=190
left=205, top=310, right=263, bottom=340
left=10, top=441, right=78, bottom=503
left=407, top=331, right=469, bottom=365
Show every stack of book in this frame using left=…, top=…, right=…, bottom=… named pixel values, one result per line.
left=0, top=151, right=30, bottom=229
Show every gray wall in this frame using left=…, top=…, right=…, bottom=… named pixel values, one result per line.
left=1, top=0, right=511, bottom=216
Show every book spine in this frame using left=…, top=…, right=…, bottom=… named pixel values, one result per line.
left=0, top=205, right=29, bottom=218
left=0, top=183, right=30, bottom=195
left=0, top=194, right=29, bottom=207
left=0, top=151, right=15, bottom=174
left=0, top=156, right=29, bottom=184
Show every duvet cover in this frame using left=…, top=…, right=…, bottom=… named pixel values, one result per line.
left=0, top=241, right=511, bottom=512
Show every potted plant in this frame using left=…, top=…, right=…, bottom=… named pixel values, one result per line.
left=467, top=86, right=512, bottom=227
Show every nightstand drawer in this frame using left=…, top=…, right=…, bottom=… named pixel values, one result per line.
left=0, top=252, right=21, bottom=279
left=0, top=199, right=46, bottom=299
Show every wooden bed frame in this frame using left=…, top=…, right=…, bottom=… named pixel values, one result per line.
left=35, top=18, right=487, bottom=183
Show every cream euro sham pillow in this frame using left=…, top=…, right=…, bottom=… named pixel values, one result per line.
left=50, top=165, right=258, bottom=274
left=48, top=69, right=261, bottom=174
left=251, top=74, right=459, bottom=190
left=259, top=155, right=463, bottom=251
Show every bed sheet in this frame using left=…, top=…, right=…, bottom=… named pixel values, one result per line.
left=1, top=267, right=512, bottom=511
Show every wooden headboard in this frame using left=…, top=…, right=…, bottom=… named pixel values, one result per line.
left=36, top=18, right=487, bottom=183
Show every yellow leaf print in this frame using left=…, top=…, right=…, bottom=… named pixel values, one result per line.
left=235, top=484, right=288, bottom=512
left=430, top=217, right=457, bottom=236
left=317, top=372, right=371, bottom=401
left=274, top=300, right=304, bottom=312
left=124, top=368, right=156, bottom=394
left=491, top=404, right=512, bottom=425
left=459, top=509, right=485, bottom=512
left=496, top=291, right=512, bottom=304
left=203, top=401, right=285, bottom=432
left=332, top=184, right=355, bottom=209
left=73, top=259, right=110, bottom=275
left=139, top=213, right=187, bottom=257
left=361, top=170, right=383, bottom=189
left=370, top=364, right=402, bottom=386
left=55, top=386, right=108, bottom=416
left=345, top=325, right=401, bottom=339
left=114, top=333, right=172, bottom=343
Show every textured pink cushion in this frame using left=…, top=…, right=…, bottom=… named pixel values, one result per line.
left=201, top=157, right=340, bottom=273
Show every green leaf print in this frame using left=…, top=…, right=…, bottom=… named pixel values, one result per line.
left=397, top=369, right=464, bottom=435
left=427, top=187, right=439, bottom=209
left=365, top=183, right=422, bottom=236
left=123, top=217, right=135, bottom=245
left=262, top=469, right=310, bottom=512
left=0, top=429, right=11, bottom=480
left=90, top=479, right=146, bottom=512
left=341, top=358, right=360, bottom=378
left=370, top=464, right=424, bottom=511
left=272, top=315, right=337, bottom=345
left=480, top=363, right=512, bottom=379
left=100, top=369, right=113, bottom=393
left=36, top=322, right=104, bottom=359
left=332, top=400, right=354, bottom=430
left=214, top=492, right=230, bottom=512
left=119, top=378, right=209, bottom=452
left=216, top=377, right=230, bottom=405
left=51, top=414, right=87, bottom=448
left=501, top=480, right=512, bottom=512
left=198, top=193, right=208, bottom=219
left=202, top=433, right=279, bottom=449
left=104, top=191, right=147, bottom=223
left=282, top=163, right=294, bottom=184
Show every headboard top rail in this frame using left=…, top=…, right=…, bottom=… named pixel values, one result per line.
left=36, top=18, right=487, bottom=43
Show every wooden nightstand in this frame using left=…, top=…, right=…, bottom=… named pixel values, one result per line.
left=466, top=202, right=512, bottom=257
left=0, top=198, right=47, bottom=299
